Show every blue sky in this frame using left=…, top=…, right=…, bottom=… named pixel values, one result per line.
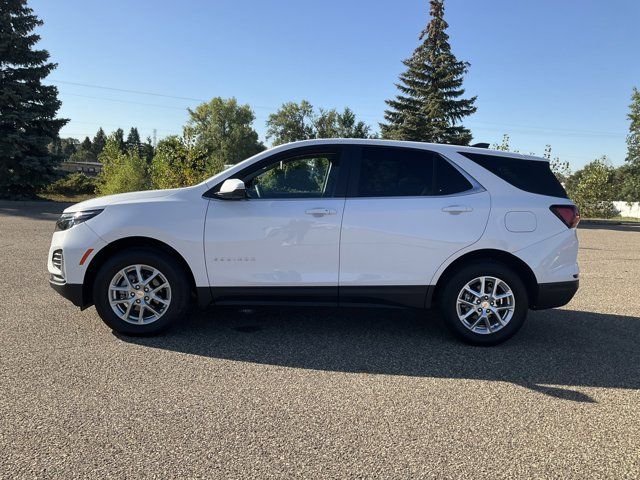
left=31, top=0, right=639, bottom=169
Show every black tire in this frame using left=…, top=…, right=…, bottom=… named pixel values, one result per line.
left=93, top=247, right=190, bottom=335
left=438, top=261, right=529, bottom=346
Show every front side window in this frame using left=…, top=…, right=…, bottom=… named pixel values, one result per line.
left=244, top=154, right=339, bottom=199
left=356, top=147, right=473, bottom=197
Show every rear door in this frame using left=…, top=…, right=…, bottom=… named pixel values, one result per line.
left=339, top=146, right=490, bottom=306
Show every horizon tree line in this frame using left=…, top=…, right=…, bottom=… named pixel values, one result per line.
left=2, top=0, right=639, bottom=216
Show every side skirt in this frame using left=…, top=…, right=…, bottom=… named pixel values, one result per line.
left=201, top=285, right=433, bottom=309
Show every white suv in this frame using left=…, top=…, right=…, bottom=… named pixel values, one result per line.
left=48, top=139, right=579, bottom=345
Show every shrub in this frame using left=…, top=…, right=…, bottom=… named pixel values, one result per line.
left=44, top=173, right=97, bottom=196
left=97, top=136, right=149, bottom=195
left=566, top=157, right=618, bottom=218
left=149, top=135, right=224, bottom=189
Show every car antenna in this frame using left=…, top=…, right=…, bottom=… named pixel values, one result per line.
left=471, top=142, right=490, bottom=149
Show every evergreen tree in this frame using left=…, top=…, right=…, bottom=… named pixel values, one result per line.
left=92, top=127, right=106, bottom=156
left=69, top=136, right=96, bottom=162
left=80, top=136, right=92, bottom=152
left=381, top=0, right=476, bottom=145
left=0, top=0, right=68, bottom=198
left=113, top=128, right=125, bottom=153
left=140, top=136, right=154, bottom=162
left=126, top=127, right=141, bottom=153
left=48, top=137, right=78, bottom=160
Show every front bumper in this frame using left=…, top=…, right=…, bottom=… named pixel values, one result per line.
left=531, top=279, right=579, bottom=310
left=49, top=280, right=86, bottom=308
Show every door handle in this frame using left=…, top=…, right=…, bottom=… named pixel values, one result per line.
left=305, top=208, right=337, bottom=217
left=442, top=205, right=473, bottom=214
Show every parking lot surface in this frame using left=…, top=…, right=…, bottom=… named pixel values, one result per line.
left=1, top=202, right=639, bottom=479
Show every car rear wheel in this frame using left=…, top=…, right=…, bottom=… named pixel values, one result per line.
left=93, top=248, right=190, bottom=335
left=439, top=261, right=528, bottom=345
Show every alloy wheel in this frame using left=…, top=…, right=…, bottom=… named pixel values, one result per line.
left=455, top=276, right=515, bottom=335
left=108, top=264, right=172, bottom=325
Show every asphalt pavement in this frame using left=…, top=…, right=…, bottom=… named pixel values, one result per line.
left=1, top=202, right=639, bottom=479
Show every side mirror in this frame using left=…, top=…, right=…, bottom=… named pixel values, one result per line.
left=215, top=178, right=246, bottom=200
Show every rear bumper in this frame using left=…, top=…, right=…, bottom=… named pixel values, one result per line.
left=531, top=280, right=579, bottom=310
left=50, top=279, right=86, bottom=308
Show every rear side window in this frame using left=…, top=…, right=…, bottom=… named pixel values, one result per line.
left=356, top=147, right=473, bottom=197
left=459, top=152, right=567, bottom=198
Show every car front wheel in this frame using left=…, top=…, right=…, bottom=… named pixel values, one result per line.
left=93, top=248, right=190, bottom=335
left=439, top=262, right=529, bottom=345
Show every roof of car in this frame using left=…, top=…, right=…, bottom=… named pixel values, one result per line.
left=272, top=138, right=547, bottom=162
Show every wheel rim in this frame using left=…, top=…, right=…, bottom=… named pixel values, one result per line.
left=108, top=264, right=171, bottom=325
left=456, top=276, right=515, bottom=335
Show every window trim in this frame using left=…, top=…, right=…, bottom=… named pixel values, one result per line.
left=346, top=145, right=484, bottom=199
left=203, top=145, right=353, bottom=200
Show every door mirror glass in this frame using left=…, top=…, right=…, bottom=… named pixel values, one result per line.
left=216, top=178, right=246, bottom=199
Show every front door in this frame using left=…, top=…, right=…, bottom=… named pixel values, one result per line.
left=204, top=146, right=346, bottom=304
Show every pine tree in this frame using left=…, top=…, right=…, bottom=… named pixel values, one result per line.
left=80, top=136, right=92, bottom=152
left=113, top=128, right=125, bottom=153
left=0, top=0, right=68, bottom=198
left=92, top=127, right=106, bottom=156
left=381, top=0, right=476, bottom=145
left=126, top=127, right=141, bottom=153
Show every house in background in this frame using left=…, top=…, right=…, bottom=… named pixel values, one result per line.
left=58, top=161, right=103, bottom=177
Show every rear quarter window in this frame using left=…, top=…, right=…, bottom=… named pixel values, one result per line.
left=459, top=152, right=568, bottom=198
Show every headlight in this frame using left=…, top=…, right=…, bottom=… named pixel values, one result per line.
left=55, top=209, right=104, bottom=231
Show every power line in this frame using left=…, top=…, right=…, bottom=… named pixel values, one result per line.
left=66, top=120, right=177, bottom=134
left=469, top=120, right=624, bottom=138
left=50, top=79, right=627, bottom=139
left=50, top=79, right=206, bottom=102
left=59, top=92, right=190, bottom=110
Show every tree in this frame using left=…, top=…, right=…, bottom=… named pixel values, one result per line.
left=92, top=127, right=106, bottom=156
left=544, top=145, right=571, bottom=184
left=315, top=107, right=372, bottom=139
left=621, top=87, right=640, bottom=201
left=565, top=157, right=617, bottom=218
left=267, top=101, right=373, bottom=145
left=97, top=135, right=149, bottom=195
left=149, top=134, right=218, bottom=189
left=126, top=127, right=141, bottom=154
left=380, top=0, right=476, bottom=145
left=140, top=136, right=154, bottom=162
left=266, top=100, right=316, bottom=145
left=69, top=136, right=96, bottom=162
left=492, top=134, right=513, bottom=152
left=48, top=137, right=79, bottom=159
left=0, top=0, right=68, bottom=198
left=185, top=97, right=264, bottom=165
left=113, top=128, right=125, bottom=153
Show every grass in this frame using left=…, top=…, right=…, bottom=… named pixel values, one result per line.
left=584, top=215, right=640, bottom=223
left=38, top=193, right=96, bottom=203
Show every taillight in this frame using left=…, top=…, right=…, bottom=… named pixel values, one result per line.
left=550, top=205, right=580, bottom=228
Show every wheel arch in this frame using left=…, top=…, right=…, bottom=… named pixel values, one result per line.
left=429, top=249, right=538, bottom=308
left=82, top=236, right=200, bottom=308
